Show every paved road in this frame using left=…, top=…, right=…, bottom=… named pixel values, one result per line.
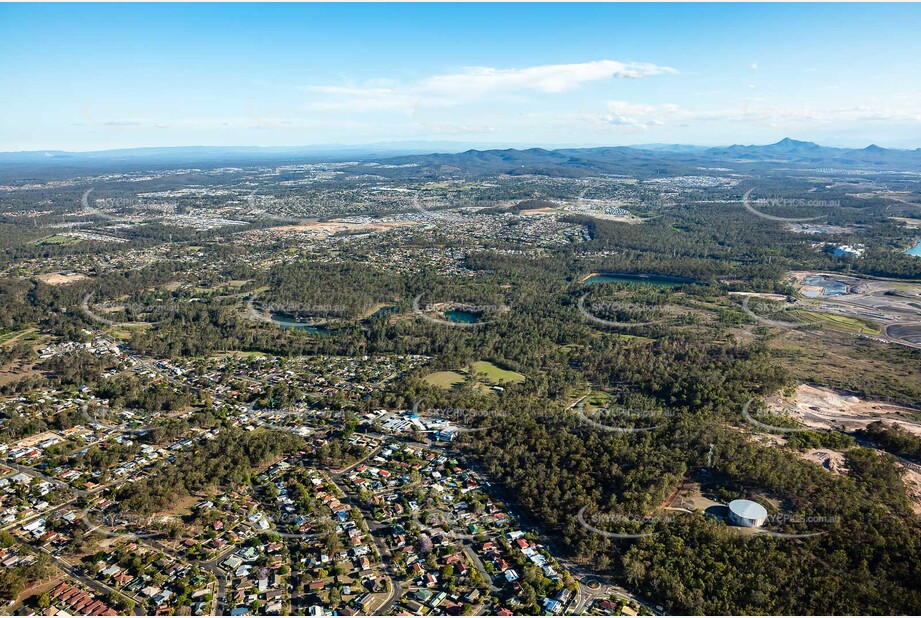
left=2, top=460, right=89, bottom=497
left=460, top=541, right=500, bottom=593
left=325, top=471, right=404, bottom=615
left=39, top=549, right=144, bottom=615
left=140, top=534, right=234, bottom=615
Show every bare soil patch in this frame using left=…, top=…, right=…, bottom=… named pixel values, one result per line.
left=37, top=272, right=88, bottom=286
left=768, top=384, right=921, bottom=436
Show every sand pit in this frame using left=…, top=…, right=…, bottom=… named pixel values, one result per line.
left=768, top=384, right=921, bottom=437
left=901, top=467, right=921, bottom=514
left=38, top=272, right=88, bottom=286
left=798, top=448, right=847, bottom=474
left=765, top=385, right=921, bottom=511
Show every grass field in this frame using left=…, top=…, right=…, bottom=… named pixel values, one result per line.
left=0, top=329, right=24, bottom=345
left=469, top=361, right=525, bottom=384
left=793, top=310, right=880, bottom=335
left=423, top=371, right=467, bottom=389
left=0, top=327, right=36, bottom=346
left=585, top=390, right=612, bottom=409
left=36, top=234, right=81, bottom=246
left=768, top=330, right=921, bottom=406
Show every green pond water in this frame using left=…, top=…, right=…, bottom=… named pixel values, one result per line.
left=585, top=273, right=697, bottom=287
left=370, top=306, right=398, bottom=318
left=444, top=309, right=480, bottom=323
left=270, top=313, right=333, bottom=335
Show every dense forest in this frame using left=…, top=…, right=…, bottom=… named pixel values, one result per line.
left=113, top=428, right=303, bottom=516
left=2, top=160, right=920, bottom=615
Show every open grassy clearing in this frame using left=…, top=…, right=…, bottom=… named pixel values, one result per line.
left=0, top=328, right=32, bottom=345
left=469, top=360, right=525, bottom=384
left=35, top=234, right=81, bottom=246
left=792, top=309, right=881, bottom=335
left=423, top=361, right=526, bottom=391
left=767, top=330, right=921, bottom=406
left=423, top=370, right=467, bottom=389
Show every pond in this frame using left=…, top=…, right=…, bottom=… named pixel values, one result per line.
left=444, top=309, right=480, bottom=323
left=370, top=306, right=398, bottom=318
left=801, top=276, right=848, bottom=297
left=270, top=313, right=333, bottom=335
left=585, top=272, right=698, bottom=287
left=906, top=241, right=921, bottom=257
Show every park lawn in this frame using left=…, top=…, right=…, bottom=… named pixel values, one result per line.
left=469, top=361, right=525, bottom=384
left=37, top=234, right=81, bottom=246
left=423, top=371, right=467, bottom=389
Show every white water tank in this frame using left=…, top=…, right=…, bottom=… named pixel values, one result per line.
left=728, top=499, right=768, bottom=528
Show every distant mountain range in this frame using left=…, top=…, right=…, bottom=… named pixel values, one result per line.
left=2, top=138, right=921, bottom=178
left=702, top=137, right=921, bottom=164
left=368, top=138, right=921, bottom=178
left=0, top=143, right=473, bottom=164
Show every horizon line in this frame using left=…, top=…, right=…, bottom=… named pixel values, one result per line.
left=2, top=137, right=919, bottom=158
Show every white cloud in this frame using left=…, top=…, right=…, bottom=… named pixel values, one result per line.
left=599, top=101, right=674, bottom=128
left=421, top=60, right=675, bottom=96
left=304, top=59, right=676, bottom=112
left=589, top=100, right=921, bottom=132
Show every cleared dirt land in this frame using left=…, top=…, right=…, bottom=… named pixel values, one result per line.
left=786, top=271, right=921, bottom=347
left=768, top=384, right=921, bottom=436
left=37, top=272, right=88, bottom=286
left=798, top=448, right=848, bottom=474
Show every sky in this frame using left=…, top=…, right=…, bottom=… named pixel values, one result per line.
left=2, top=3, right=921, bottom=152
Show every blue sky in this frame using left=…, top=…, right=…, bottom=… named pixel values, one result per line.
left=2, top=3, right=920, bottom=151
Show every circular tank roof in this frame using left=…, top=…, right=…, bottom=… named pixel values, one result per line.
left=729, top=499, right=768, bottom=520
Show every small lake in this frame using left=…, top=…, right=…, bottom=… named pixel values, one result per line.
left=444, top=309, right=480, bottom=323
left=370, top=306, right=398, bottom=318
left=906, top=241, right=921, bottom=257
left=585, top=273, right=698, bottom=287
left=270, top=313, right=333, bottom=335
left=801, top=276, right=848, bottom=297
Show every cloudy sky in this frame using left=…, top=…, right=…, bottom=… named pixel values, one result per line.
left=2, top=3, right=920, bottom=151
